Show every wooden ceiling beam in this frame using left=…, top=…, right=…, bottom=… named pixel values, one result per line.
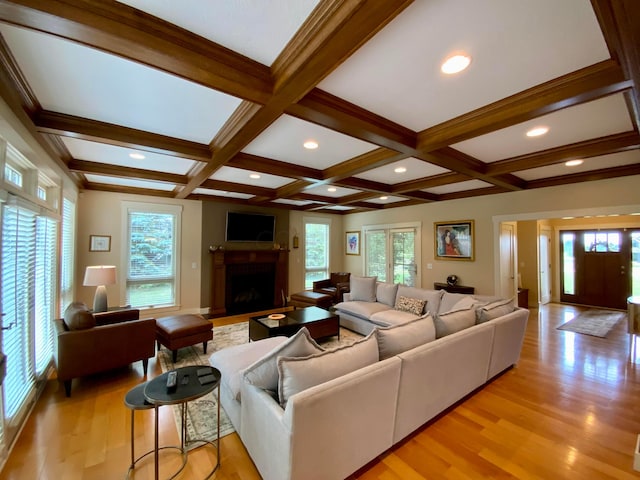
left=84, top=182, right=175, bottom=198
left=0, top=0, right=272, bottom=103
left=287, top=88, right=417, bottom=152
left=34, top=110, right=212, bottom=161
left=177, top=0, right=414, bottom=198
left=228, top=152, right=322, bottom=181
left=392, top=172, right=470, bottom=193
left=199, top=178, right=273, bottom=198
left=68, top=159, right=187, bottom=185
left=323, top=148, right=409, bottom=183
left=526, top=163, right=640, bottom=189
left=486, top=131, right=640, bottom=176
left=334, top=177, right=394, bottom=195
left=417, top=60, right=631, bottom=152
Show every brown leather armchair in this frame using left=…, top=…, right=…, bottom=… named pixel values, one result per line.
left=313, top=272, right=351, bottom=303
left=53, top=306, right=156, bottom=397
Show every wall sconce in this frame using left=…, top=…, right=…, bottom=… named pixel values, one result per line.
left=83, top=265, right=117, bottom=312
left=292, top=234, right=299, bottom=249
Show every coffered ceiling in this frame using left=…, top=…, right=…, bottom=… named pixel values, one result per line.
left=0, top=0, right=638, bottom=213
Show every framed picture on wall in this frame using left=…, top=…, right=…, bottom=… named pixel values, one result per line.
left=434, top=220, right=474, bottom=261
left=89, top=235, right=111, bottom=252
left=346, top=231, right=360, bottom=255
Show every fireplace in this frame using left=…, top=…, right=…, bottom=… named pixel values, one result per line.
left=209, top=249, right=288, bottom=317
left=226, top=263, right=276, bottom=315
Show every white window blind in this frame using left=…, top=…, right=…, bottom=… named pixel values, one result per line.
left=1, top=203, right=36, bottom=419
left=59, top=198, right=76, bottom=316
left=35, top=216, right=56, bottom=374
left=125, top=206, right=180, bottom=308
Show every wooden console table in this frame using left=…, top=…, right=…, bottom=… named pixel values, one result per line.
left=434, top=282, right=475, bottom=294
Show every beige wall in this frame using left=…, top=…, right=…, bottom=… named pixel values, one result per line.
left=76, top=190, right=202, bottom=316
left=516, top=220, right=538, bottom=307
left=343, top=176, right=640, bottom=296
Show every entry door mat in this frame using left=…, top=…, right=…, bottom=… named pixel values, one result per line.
left=556, top=309, right=626, bottom=338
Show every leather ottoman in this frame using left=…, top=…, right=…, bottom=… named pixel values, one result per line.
left=289, top=291, right=333, bottom=309
left=156, top=314, right=213, bottom=362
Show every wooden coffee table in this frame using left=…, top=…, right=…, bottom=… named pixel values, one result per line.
left=249, top=306, right=339, bottom=341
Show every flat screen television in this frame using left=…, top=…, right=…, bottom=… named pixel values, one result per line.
left=225, top=211, right=276, bottom=242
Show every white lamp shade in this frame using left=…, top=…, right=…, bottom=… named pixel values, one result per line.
left=83, top=265, right=117, bottom=286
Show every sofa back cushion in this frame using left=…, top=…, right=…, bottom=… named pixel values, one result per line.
left=63, top=302, right=95, bottom=330
left=396, top=286, right=443, bottom=314
left=477, top=298, right=516, bottom=323
left=375, top=315, right=436, bottom=360
left=350, top=276, right=377, bottom=302
left=434, top=307, right=477, bottom=338
left=376, top=282, right=398, bottom=306
left=244, top=327, right=324, bottom=394
left=277, top=333, right=378, bottom=407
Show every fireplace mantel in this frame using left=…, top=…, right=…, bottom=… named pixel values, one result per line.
left=209, top=249, right=289, bottom=317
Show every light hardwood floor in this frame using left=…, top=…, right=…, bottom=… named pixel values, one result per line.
left=1, top=304, right=639, bottom=479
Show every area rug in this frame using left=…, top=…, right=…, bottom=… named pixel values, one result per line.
left=556, top=309, right=625, bottom=337
left=158, top=321, right=362, bottom=448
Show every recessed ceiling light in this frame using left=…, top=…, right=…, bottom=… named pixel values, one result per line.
left=394, top=167, right=407, bottom=173
left=562, top=217, right=575, bottom=220
left=327, top=187, right=337, bottom=192
left=129, top=152, right=145, bottom=160
left=526, top=126, right=549, bottom=137
left=441, top=54, right=471, bottom=74
left=380, top=196, right=388, bottom=200
left=631, top=213, right=640, bottom=216
left=303, top=140, right=318, bottom=150
left=249, top=173, right=261, bottom=179
left=565, top=159, right=584, bottom=167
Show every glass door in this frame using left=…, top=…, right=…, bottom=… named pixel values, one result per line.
left=365, top=225, right=419, bottom=287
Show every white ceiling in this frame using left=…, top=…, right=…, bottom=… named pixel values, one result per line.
left=0, top=0, right=637, bottom=213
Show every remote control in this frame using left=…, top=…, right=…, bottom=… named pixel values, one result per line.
left=166, top=371, right=177, bottom=391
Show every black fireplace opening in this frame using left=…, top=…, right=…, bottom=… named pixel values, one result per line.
left=226, top=264, right=276, bottom=315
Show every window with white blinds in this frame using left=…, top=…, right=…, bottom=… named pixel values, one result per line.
left=59, top=197, right=76, bottom=316
left=1, top=200, right=57, bottom=423
left=124, top=203, right=181, bottom=309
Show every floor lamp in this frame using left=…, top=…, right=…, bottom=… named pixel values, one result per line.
left=84, top=265, right=116, bottom=312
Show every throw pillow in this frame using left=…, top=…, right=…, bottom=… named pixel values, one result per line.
left=350, top=276, right=377, bottom=302
left=243, top=327, right=324, bottom=393
left=477, top=298, right=515, bottom=323
left=434, top=308, right=476, bottom=338
left=375, top=314, right=436, bottom=360
left=277, top=332, right=378, bottom=407
left=396, top=285, right=443, bottom=314
left=376, top=282, right=399, bottom=307
left=63, top=302, right=95, bottom=330
left=438, top=291, right=470, bottom=314
left=394, top=295, right=426, bottom=316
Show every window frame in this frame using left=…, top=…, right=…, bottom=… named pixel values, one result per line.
left=121, top=201, right=182, bottom=310
left=303, top=216, right=331, bottom=290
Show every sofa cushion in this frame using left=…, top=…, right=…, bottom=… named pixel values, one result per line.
left=396, top=286, right=443, bottom=314
left=277, top=333, right=378, bottom=407
left=350, top=276, right=377, bottom=302
left=370, top=309, right=423, bottom=327
left=335, top=300, right=391, bottom=320
left=394, top=295, right=426, bottom=316
left=375, top=315, right=436, bottom=360
left=210, top=336, right=288, bottom=401
left=243, top=327, right=324, bottom=394
left=63, top=302, right=95, bottom=331
left=376, top=282, right=399, bottom=307
left=477, top=298, right=516, bottom=323
left=434, top=307, right=477, bottom=338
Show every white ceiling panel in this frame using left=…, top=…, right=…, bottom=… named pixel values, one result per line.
left=355, top=157, right=449, bottom=184
left=366, top=195, right=407, bottom=205
left=116, top=0, right=320, bottom=66
left=422, top=179, right=492, bottom=195
left=303, top=184, right=362, bottom=198
left=242, top=115, right=377, bottom=169
left=0, top=24, right=242, bottom=143
left=318, top=0, right=609, bottom=131
left=192, top=188, right=253, bottom=199
left=61, top=137, right=197, bottom=175
left=84, top=174, right=176, bottom=191
left=324, top=206, right=356, bottom=211
left=452, top=94, right=634, bottom=162
left=272, top=199, right=313, bottom=206
left=211, top=166, right=294, bottom=189
left=514, top=150, right=640, bottom=181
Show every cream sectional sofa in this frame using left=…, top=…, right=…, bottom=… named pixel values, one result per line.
left=210, top=282, right=529, bottom=480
